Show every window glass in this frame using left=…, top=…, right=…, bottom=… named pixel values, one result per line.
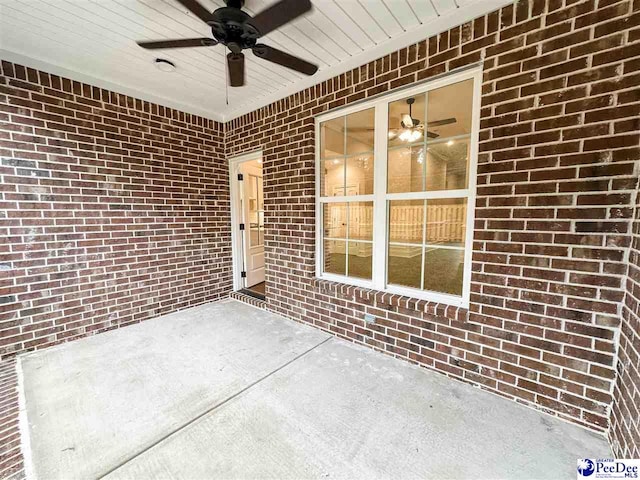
left=423, top=248, right=464, bottom=295
left=321, top=158, right=345, bottom=196
left=320, top=108, right=374, bottom=197
left=348, top=242, right=372, bottom=280
left=324, top=240, right=346, bottom=275
left=346, top=109, right=374, bottom=155
left=426, top=199, right=466, bottom=247
left=389, top=200, right=424, bottom=244
left=248, top=174, right=263, bottom=246
left=427, top=79, right=473, bottom=138
left=320, top=117, right=344, bottom=158
left=388, top=94, right=425, bottom=149
left=387, top=198, right=467, bottom=294
left=323, top=203, right=347, bottom=239
left=387, top=147, right=425, bottom=193
left=387, top=245, right=422, bottom=289
left=387, top=80, right=473, bottom=194
left=348, top=202, right=373, bottom=240
left=425, top=140, right=469, bottom=191
left=346, top=155, right=374, bottom=195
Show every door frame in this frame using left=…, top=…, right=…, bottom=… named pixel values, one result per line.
left=229, top=150, right=263, bottom=292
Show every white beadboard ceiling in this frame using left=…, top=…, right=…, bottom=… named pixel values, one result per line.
left=0, top=0, right=510, bottom=121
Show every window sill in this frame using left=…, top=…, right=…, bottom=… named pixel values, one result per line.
left=311, top=277, right=469, bottom=322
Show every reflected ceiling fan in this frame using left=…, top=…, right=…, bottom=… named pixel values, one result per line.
left=350, top=97, right=457, bottom=142
left=136, top=0, right=319, bottom=87
left=392, top=98, right=456, bottom=142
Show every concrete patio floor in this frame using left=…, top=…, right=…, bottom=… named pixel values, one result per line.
left=19, top=299, right=610, bottom=479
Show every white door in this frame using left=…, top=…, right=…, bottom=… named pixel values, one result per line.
left=241, top=163, right=265, bottom=287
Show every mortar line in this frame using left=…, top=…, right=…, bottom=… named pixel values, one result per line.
left=95, top=336, right=333, bottom=479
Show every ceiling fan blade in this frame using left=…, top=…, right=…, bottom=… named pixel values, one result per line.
left=428, top=117, right=457, bottom=127
left=348, top=127, right=375, bottom=132
left=252, top=44, right=318, bottom=75
left=426, top=131, right=440, bottom=139
left=174, top=0, right=213, bottom=24
left=137, top=38, right=217, bottom=49
left=227, top=53, right=245, bottom=87
left=245, top=0, right=312, bottom=37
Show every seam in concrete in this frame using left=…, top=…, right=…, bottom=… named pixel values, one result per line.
left=96, top=336, right=333, bottom=479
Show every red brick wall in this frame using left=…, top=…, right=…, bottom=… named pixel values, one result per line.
left=0, top=61, right=231, bottom=360
left=226, top=0, right=640, bottom=433
left=610, top=192, right=640, bottom=457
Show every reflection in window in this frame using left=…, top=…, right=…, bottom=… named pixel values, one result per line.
left=389, top=200, right=424, bottom=244
left=426, top=141, right=469, bottom=191
left=320, top=108, right=375, bottom=197
left=387, top=198, right=466, bottom=294
left=387, top=79, right=473, bottom=194
left=322, top=201, right=373, bottom=280
left=388, top=244, right=422, bottom=289
left=348, top=241, right=372, bottom=280
left=426, top=199, right=466, bottom=247
left=324, top=240, right=346, bottom=276
left=247, top=174, right=264, bottom=247
left=423, top=248, right=464, bottom=295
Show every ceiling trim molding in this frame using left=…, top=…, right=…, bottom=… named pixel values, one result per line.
left=222, top=0, right=512, bottom=122
left=0, top=48, right=223, bottom=122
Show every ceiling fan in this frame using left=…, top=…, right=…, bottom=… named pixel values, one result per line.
left=347, top=98, right=456, bottom=143
left=136, top=0, right=319, bottom=87
left=392, top=98, right=456, bottom=142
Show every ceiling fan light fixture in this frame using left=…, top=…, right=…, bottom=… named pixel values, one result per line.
left=154, top=58, right=176, bottom=72
left=399, top=129, right=422, bottom=142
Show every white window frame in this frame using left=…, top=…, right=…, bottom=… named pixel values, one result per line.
left=314, top=67, right=482, bottom=308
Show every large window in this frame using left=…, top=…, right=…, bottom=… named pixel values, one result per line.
left=315, top=69, right=480, bottom=307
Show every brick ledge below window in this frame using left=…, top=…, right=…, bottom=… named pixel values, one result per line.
left=310, top=278, right=469, bottom=322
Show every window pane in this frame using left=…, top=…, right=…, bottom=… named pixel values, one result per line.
left=348, top=202, right=373, bottom=240
left=346, top=155, right=374, bottom=195
left=426, top=199, right=466, bottom=247
left=248, top=175, right=263, bottom=247
left=388, top=94, right=426, bottom=148
left=320, top=117, right=344, bottom=158
left=387, top=244, right=422, bottom=289
left=427, top=79, right=473, bottom=138
left=321, top=159, right=345, bottom=197
left=423, top=248, right=464, bottom=295
left=346, top=108, right=374, bottom=155
left=323, top=203, right=347, bottom=239
left=348, top=241, right=372, bottom=280
left=425, top=140, right=469, bottom=191
left=324, top=240, right=346, bottom=275
left=389, top=200, right=424, bottom=244
left=249, top=227, right=260, bottom=246
left=387, top=146, right=425, bottom=193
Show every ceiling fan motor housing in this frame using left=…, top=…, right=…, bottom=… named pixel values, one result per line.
left=209, top=5, right=256, bottom=53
